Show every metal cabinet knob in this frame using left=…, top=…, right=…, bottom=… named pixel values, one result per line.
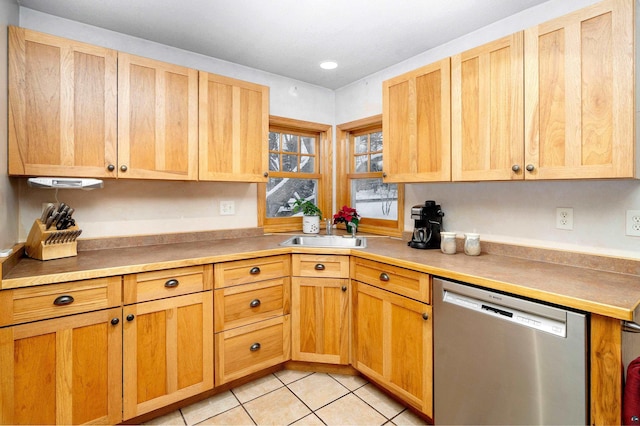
left=250, top=299, right=261, bottom=308
left=120, top=165, right=128, bottom=172
left=526, top=164, right=535, bottom=172
left=250, top=266, right=261, bottom=275
left=53, top=295, right=74, bottom=306
left=382, top=172, right=387, bottom=178
left=164, top=279, right=179, bottom=288
left=511, top=164, right=520, bottom=172
left=314, top=263, right=325, bottom=271
left=379, top=273, right=390, bottom=282
left=111, top=318, right=120, bottom=326
left=341, top=285, right=347, bottom=292
left=107, top=164, right=115, bottom=172
left=250, top=342, right=261, bottom=352
left=263, top=172, right=269, bottom=177
left=422, top=313, right=429, bottom=320
left=126, top=314, right=135, bottom=322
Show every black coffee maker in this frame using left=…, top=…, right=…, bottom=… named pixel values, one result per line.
left=408, top=200, right=444, bottom=249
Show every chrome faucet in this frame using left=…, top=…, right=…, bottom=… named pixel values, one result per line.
left=350, top=223, right=357, bottom=238
left=325, top=218, right=332, bottom=235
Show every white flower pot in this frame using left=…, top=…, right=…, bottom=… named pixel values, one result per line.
left=302, top=215, right=320, bottom=234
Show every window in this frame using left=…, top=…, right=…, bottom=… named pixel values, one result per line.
left=337, top=115, right=404, bottom=236
left=258, top=116, right=332, bottom=232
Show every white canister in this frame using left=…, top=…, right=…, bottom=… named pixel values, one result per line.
left=440, top=232, right=457, bottom=254
left=302, top=215, right=320, bottom=234
left=464, top=233, right=481, bottom=256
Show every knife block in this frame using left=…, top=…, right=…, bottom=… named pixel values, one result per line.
left=25, top=219, right=80, bottom=261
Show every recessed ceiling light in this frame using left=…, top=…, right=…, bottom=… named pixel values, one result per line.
left=320, top=61, right=338, bottom=70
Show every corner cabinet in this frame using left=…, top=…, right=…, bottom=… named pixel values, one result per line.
left=122, top=266, right=213, bottom=420
left=199, top=73, right=269, bottom=182
left=451, top=32, right=524, bottom=181
left=8, top=26, right=118, bottom=178
left=0, top=277, right=123, bottom=425
left=117, top=53, right=199, bottom=180
left=291, top=254, right=350, bottom=364
left=382, top=58, right=451, bottom=182
left=524, top=0, right=634, bottom=179
left=351, top=258, right=433, bottom=418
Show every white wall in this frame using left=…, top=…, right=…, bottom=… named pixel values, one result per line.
left=0, top=0, right=19, bottom=252
left=16, top=9, right=335, bottom=241
left=336, top=0, right=640, bottom=259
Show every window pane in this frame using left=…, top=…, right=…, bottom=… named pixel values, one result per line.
left=266, top=178, right=319, bottom=218
left=354, top=155, right=368, bottom=173
left=301, top=136, right=315, bottom=155
left=300, top=155, right=315, bottom=173
left=351, top=178, right=398, bottom=220
left=370, top=131, right=383, bottom=152
left=269, top=153, right=280, bottom=171
left=370, top=153, right=383, bottom=172
left=269, top=132, right=280, bottom=151
left=354, top=135, right=368, bottom=154
left=282, top=154, right=298, bottom=172
left=282, top=134, right=298, bottom=152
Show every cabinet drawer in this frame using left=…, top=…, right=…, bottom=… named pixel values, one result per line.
left=0, top=276, right=122, bottom=326
left=124, top=265, right=212, bottom=304
left=292, top=254, right=349, bottom=278
left=214, top=255, right=291, bottom=289
left=352, top=258, right=430, bottom=303
left=215, top=315, right=290, bottom=385
left=214, top=277, right=290, bottom=332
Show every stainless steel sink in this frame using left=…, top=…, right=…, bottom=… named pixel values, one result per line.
left=280, top=235, right=367, bottom=248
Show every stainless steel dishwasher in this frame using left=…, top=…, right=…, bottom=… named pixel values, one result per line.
left=433, top=277, right=588, bottom=425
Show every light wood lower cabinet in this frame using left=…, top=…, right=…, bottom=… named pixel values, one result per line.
left=0, top=307, right=123, bottom=425
left=291, top=254, right=350, bottom=364
left=352, top=280, right=433, bottom=418
left=123, top=291, right=213, bottom=420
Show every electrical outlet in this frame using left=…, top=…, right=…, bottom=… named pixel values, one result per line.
left=626, top=210, right=640, bottom=237
left=556, top=207, right=573, bottom=230
left=220, top=200, right=235, bottom=216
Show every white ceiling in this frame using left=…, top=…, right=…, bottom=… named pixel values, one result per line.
left=16, top=0, right=550, bottom=90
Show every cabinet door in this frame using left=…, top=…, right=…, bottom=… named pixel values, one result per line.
left=118, top=53, right=198, bottom=180
left=524, top=0, right=634, bottom=179
left=353, top=281, right=433, bottom=417
left=452, top=32, right=524, bottom=181
left=123, top=291, right=213, bottom=420
left=0, top=308, right=122, bottom=425
left=199, top=72, right=269, bottom=182
left=383, top=58, right=451, bottom=182
left=8, top=26, right=117, bottom=178
left=291, top=277, right=349, bottom=364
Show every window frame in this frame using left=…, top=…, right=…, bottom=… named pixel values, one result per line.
left=336, top=115, right=404, bottom=237
left=258, top=116, right=332, bottom=233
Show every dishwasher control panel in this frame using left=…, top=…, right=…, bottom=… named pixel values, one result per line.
left=443, top=290, right=567, bottom=337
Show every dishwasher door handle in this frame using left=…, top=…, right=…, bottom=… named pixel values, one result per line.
left=624, top=321, right=640, bottom=333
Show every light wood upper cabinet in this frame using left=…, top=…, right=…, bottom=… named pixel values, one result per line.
left=452, top=32, right=524, bottom=181
left=199, top=73, right=269, bottom=182
left=118, top=53, right=199, bottom=180
left=8, top=26, right=118, bottom=178
left=524, top=0, right=634, bottom=179
left=383, top=58, right=451, bottom=182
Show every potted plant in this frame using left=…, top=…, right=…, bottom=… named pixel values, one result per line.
left=292, top=198, right=322, bottom=234
left=333, top=205, right=360, bottom=234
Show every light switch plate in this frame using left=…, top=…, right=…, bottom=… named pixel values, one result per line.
left=220, top=200, right=235, bottom=216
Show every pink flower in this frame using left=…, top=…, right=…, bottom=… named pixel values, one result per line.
left=333, top=205, right=360, bottom=225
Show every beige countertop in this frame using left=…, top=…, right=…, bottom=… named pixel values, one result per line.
left=2, top=233, right=639, bottom=321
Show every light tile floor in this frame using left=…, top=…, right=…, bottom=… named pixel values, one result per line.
left=143, top=370, right=429, bottom=426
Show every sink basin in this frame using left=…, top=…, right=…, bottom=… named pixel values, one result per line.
left=280, top=235, right=367, bottom=249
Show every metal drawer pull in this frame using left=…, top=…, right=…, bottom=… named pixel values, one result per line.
left=53, top=295, right=74, bottom=306
left=126, top=314, right=135, bottom=322
left=250, top=299, right=261, bottom=308
left=422, top=313, right=429, bottom=320
left=379, top=273, right=390, bottom=282
left=250, top=343, right=261, bottom=352
left=342, top=286, right=347, bottom=292
left=314, top=263, right=325, bottom=271
left=111, top=318, right=120, bottom=325
left=250, top=267, right=261, bottom=275
left=164, top=279, right=179, bottom=288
